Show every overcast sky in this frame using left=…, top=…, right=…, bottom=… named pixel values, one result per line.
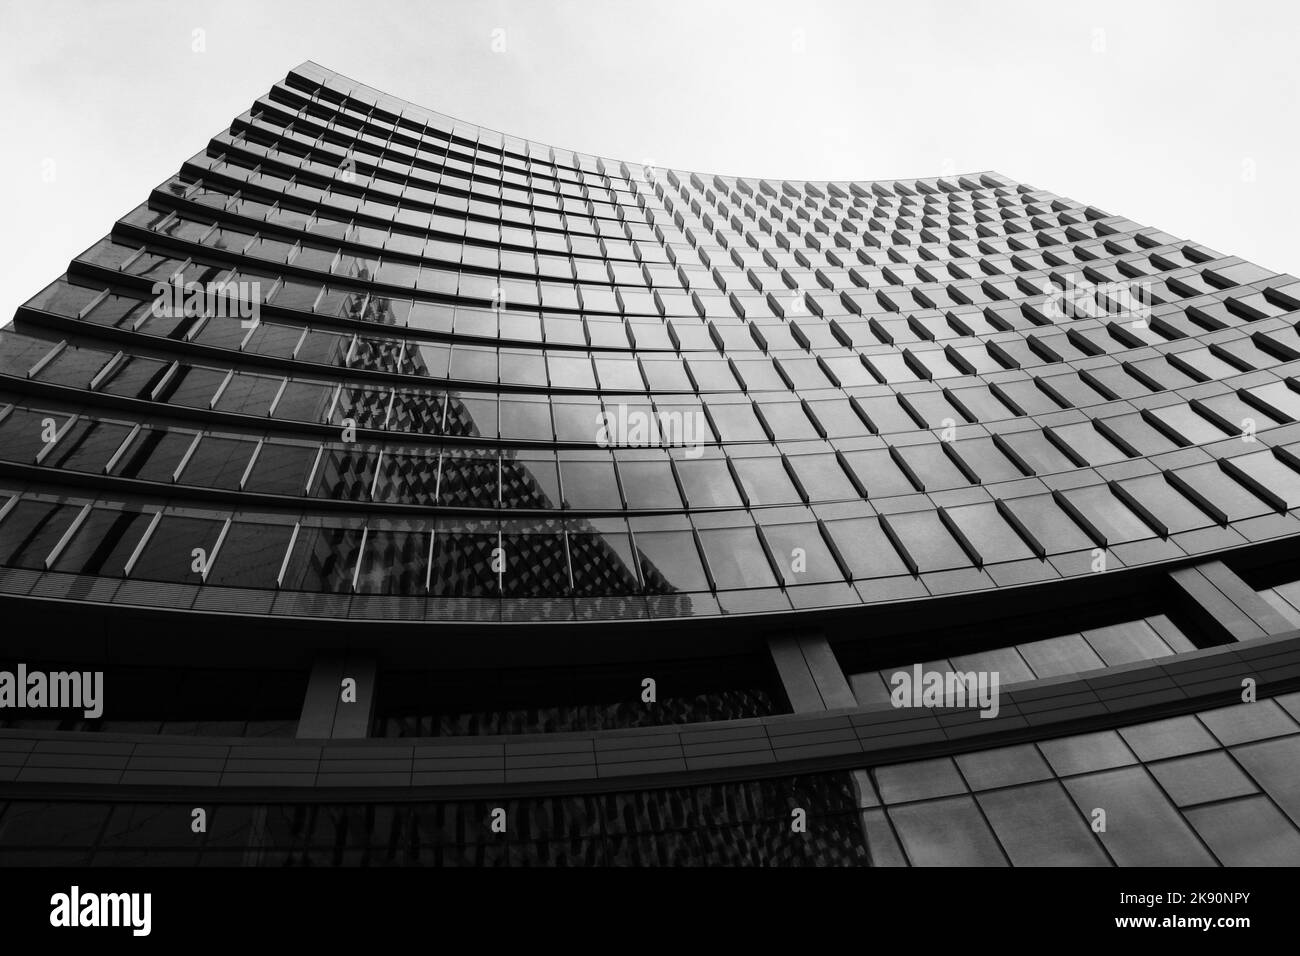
left=2, top=0, right=1298, bottom=323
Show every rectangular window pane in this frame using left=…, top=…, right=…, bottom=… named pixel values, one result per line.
left=698, top=526, right=778, bottom=590
left=0, top=500, right=80, bottom=569
left=50, top=507, right=151, bottom=577
left=943, top=502, right=1035, bottom=564
left=884, top=511, right=971, bottom=573
left=130, top=515, right=224, bottom=583
left=355, top=529, right=427, bottom=594
left=430, top=530, right=499, bottom=597
left=760, top=523, right=843, bottom=585
left=280, top=525, right=364, bottom=592
left=206, top=521, right=294, bottom=588
left=178, top=437, right=257, bottom=490
left=634, top=530, right=709, bottom=593
left=823, top=516, right=909, bottom=579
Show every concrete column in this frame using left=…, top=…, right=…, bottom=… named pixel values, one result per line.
left=768, top=632, right=857, bottom=713
left=296, top=653, right=377, bottom=739
left=1169, top=560, right=1294, bottom=643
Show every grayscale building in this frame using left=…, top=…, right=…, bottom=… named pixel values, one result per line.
left=1, top=60, right=1299, bottom=865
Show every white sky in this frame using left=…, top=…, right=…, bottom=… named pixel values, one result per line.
left=2, top=0, right=1298, bottom=323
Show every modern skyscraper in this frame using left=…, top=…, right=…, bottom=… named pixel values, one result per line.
left=1, top=60, right=1299, bottom=866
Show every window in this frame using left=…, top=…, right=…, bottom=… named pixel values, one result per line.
left=313, top=448, right=380, bottom=501
left=615, top=455, right=682, bottom=510
left=272, top=381, right=334, bottom=423
left=1168, top=463, right=1273, bottom=524
left=822, top=516, right=910, bottom=579
left=500, top=452, right=561, bottom=510
left=942, top=502, right=1035, bottom=564
left=1146, top=404, right=1230, bottom=446
left=560, top=456, right=621, bottom=510
left=755, top=401, right=818, bottom=441
left=388, top=389, right=446, bottom=434
left=759, top=522, right=843, bottom=585
left=997, top=493, right=1094, bottom=554
left=568, top=524, right=640, bottom=596
left=948, top=437, right=1025, bottom=483
left=889, top=796, right=1008, bottom=866
left=883, top=511, right=971, bottom=573
left=178, top=437, right=257, bottom=490
left=1048, top=423, right=1128, bottom=466
left=99, top=356, right=170, bottom=400
left=840, top=449, right=917, bottom=497
left=633, top=529, right=709, bottom=593
left=332, top=386, right=390, bottom=430
left=686, top=358, right=737, bottom=391
left=786, top=453, right=858, bottom=502
left=902, top=390, right=969, bottom=429
left=996, top=431, right=1077, bottom=474
left=976, top=782, right=1109, bottom=866
left=281, top=525, right=365, bottom=592
left=436, top=451, right=499, bottom=508
left=112, top=429, right=196, bottom=483
left=806, top=398, right=868, bottom=438
left=1094, top=413, right=1180, bottom=456
left=129, top=515, right=225, bottom=583
left=1113, top=475, right=1214, bottom=535
left=214, top=373, right=282, bottom=416
left=855, top=397, right=917, bottom=433
left=547, top=354, right=596, bottom=390
left=640, top=357, right=693, bottom=391
left=157, top=365, right=227, bottom=407
left=444, top=393, right=497, bottom=438
left=594, top=357, right=645, bottom=391
left=0, top=500, right=81, bottom=569
left=449, top=345, right=498, bottom=383
left=499, top=350, right=548, bottom=388
left=706, top=400, right=767, bottom=442
left=894, top=444, right=972, bottom=491
left=671, top=454, right=740, bottom=509
left=32, top=344, right=115, bottom=389
left=0, top=410, right=71, bottom=463
left=206, top=520, right=295, bottom=588
left=354, top=529, right=427, bottom=594
left=1224, top=450, right=1300, bottom=510
left=428, top=528, right=499, bottom=597
left=1063, top=768, right=1214, bottom=866
left=48, top=507, right=150, bottom=577
left=500, top=529, right=570, bottom=597
left=731, top=456, right=802, bottom=505
left=372, top=450, right=439, bottom=505
left=243, top=443, right=317, bottom=497
left=697, top=526, right=777, bottom=590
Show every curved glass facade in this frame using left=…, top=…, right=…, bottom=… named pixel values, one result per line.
left=2, top=60, right=1299, bottom=866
